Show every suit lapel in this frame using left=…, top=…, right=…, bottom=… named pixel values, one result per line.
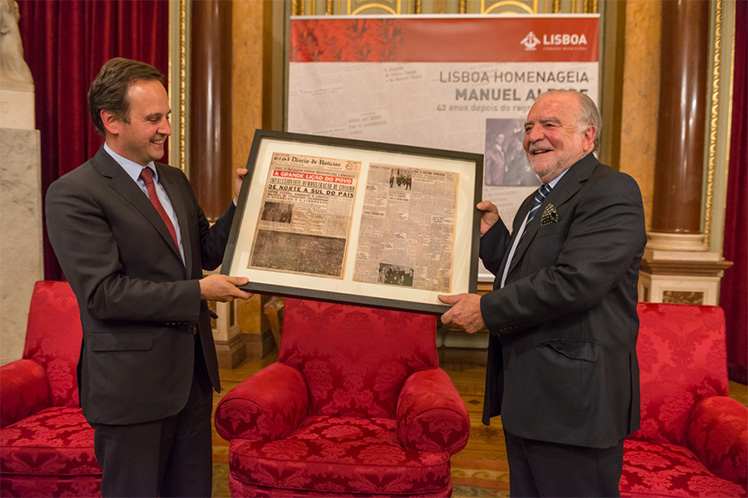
left=93, top=148, right=184, bottom=264
left=504, top=154, right=599, bottom=278
left=157, top=165, right=193, bottom=270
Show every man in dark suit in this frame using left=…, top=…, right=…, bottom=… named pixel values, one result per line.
left=46, top=57, right=252, bottom=497
left=440, top=90, right=646, bottom=497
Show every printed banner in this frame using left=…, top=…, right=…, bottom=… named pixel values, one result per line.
left=288, top=15, right=599, bottom=279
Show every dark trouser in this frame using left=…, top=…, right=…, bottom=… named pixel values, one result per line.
left=93, top=339, right=214, bottom=498
left=504, top=429, right=624, bottom=498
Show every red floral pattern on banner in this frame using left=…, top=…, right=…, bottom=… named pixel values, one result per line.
left=620, top=303, right=748, bottom=497
left=291, top=19, right=404, bottom=62
left=0, top=282, right=101, bottom=497
left=215, top=299, right=469, bottom=496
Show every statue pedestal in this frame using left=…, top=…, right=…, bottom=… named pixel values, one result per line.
left=0, top=127, right=42, bottom=365
left=0, top=87, right=35, bottom=130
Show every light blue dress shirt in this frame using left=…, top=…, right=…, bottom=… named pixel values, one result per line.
left=104, top=143, right=185, bottom=263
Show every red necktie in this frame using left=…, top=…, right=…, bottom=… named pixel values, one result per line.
left=140, top=167, right=179, bottom=247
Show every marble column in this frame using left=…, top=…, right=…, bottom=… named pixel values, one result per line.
left=639, top=0, right=731, bottom=305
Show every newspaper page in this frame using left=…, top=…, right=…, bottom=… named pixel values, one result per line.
left=353, top=164, right=458, bottom=293
left=249, top=153, right=360, bottom=278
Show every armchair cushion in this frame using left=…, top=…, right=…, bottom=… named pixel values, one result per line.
left=228, top=415, right=452, bottom=496
left=396, top=368, right=470, bottom=454
left=0, top=360, right=50, bottom=428
left=0, top=407, right=98, bottom=477
left=620, top=439, right=747, bottom=498
left=687, top=396, right=748, bottom=488
left=215, top=363, right=308, bottom=442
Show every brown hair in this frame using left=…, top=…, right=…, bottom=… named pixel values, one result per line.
left=87, top=57, right=164, bottom=135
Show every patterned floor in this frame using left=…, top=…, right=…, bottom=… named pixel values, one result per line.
left=210, top=346, right=747, bottom=497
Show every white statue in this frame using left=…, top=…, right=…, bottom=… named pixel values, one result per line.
left=0, top=0, right=33, bottom=89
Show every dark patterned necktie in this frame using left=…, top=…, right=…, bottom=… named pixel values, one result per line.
left=140, top=167, right=178, bottom=247
left=527, top=183, right=552, bottom=224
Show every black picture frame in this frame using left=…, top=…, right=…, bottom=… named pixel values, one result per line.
left=222, top=130, right=483, bottom=315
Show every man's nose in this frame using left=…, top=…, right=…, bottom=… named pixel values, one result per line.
left=159, top=118, right=171, bottom=136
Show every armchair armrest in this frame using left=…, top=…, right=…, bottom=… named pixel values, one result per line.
left=215, top=362, right=308, bottom=442
left=687, top=395, right=748, bottom=489
left=0, top=359, right=51, bottom=427
left=396, top=367, right=470, bottom=454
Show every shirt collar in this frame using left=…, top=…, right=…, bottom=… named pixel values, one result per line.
left=547, top=168, right=568, bottom=189
left=104, top=143, right=157, bottom=183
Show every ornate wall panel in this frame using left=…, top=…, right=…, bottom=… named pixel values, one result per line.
left=291, top=0, right=599, bottom=15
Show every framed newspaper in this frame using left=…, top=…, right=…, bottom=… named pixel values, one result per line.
left=222, top=130, right=483, bottom=315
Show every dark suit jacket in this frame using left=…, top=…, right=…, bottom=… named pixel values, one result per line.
left=46, top=147, right=234, bottom=426
left=479, top=153, right=646, bottom=448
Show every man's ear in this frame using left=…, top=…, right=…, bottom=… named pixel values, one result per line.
left=101, top=110, right=121, bottom=136
left=582, top=125, right=596, bottom=153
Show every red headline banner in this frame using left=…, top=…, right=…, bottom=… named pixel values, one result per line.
left=290, top=16, right=599, bottom=64
left=273, top=170, right=354, bottom=185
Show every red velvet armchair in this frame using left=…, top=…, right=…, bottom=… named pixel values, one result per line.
left=620, top=302, right=748, bottom=498
left=0, top=281, right=101, bottom=497
left=215, top=298, right=470, bottom=497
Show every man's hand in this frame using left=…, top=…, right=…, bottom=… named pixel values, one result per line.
left=234, top=168, right=248, bottom=204
left=199, top=274, right=252, bottom=302
left=438, top=293, right=485, bottom=334
left=477, top=200, right=500, bottom=235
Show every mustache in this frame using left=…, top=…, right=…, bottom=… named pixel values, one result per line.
left=528, top=142, right=553, bottom=154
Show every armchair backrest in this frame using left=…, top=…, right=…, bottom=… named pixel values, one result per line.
left=22, top=281, right=82, bottom=407
left=278, top=299, right=438, bottom=419
left=633, top=302, right=729, bottom=446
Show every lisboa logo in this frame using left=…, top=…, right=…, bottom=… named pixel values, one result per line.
left=520, top=31, right=541, bottom=51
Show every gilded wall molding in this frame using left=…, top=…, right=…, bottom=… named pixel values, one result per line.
left=704, top=0, right=722, bottom=247
left=168, top=0, right=188, bottom=174
left=704, top=0, right=736, bottom=254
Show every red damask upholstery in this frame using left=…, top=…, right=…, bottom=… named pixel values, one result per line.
left=620, top=302, right=748, bottom=498
left=215, top=299, right=470, bottom=497
left=0, top=281, right=101, bottom=497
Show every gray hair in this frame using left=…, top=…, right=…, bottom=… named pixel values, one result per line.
left=538, top=90, right=601, bottom=153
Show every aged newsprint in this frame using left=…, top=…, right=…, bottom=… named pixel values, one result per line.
left=249, top=152, right=360, bottom=278
left=353, top=164, right=458, bottom=293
